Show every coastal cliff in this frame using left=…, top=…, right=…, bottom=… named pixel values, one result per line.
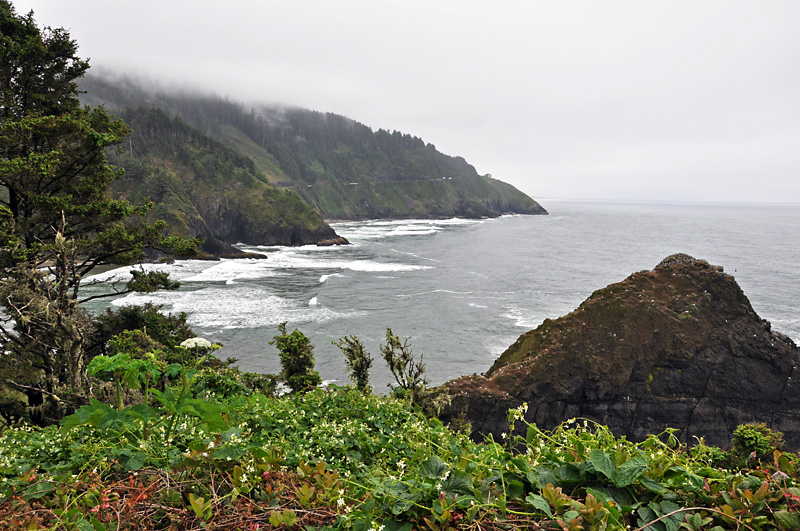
left=80, top=74, right=547, bottom=222
left=107, top=108, right=344, bottom=257
left=442, top=254, right=800, bottom=448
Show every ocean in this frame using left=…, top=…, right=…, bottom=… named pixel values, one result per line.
left=82, top=200, right=800, bottom=392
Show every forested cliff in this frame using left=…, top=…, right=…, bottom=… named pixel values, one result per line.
left=104, top=107, right=339, bottom=255
left=80, top=74, right=547, bottom=222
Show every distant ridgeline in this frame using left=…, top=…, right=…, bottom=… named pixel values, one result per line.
left=80, top=74, right=547, bottom=225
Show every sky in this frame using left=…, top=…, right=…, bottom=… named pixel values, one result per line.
left=12, top=0, right=800, bottom=204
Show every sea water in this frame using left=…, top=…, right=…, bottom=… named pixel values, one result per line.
left=81, top=200, right=800, bottom=392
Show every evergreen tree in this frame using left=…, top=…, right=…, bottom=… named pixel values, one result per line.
left=271, top=323, right=321, bottom=394
left=0, top=1, right=197, bottom=424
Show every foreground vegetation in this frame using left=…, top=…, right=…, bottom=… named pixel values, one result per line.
left=1, top=347, right=799, bottom=530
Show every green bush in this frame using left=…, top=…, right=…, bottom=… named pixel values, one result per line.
left=334, top=334, right=373, bottom=393
left=380, top=328, right=428, bottom=405
left=89, top=303, right=194, bottom=359
left=271, top=322, right=321, bottom=393
left=731, top=423, right=784, bottom=466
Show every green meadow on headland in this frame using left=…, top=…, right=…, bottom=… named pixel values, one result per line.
left=1, top=2, right=799, bottom=529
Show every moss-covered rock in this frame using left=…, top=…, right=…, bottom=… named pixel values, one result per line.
left=442, top=254, right=800, bottom=449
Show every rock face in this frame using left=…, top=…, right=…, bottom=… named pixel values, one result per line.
left=442, top=254, right=800, bottom=449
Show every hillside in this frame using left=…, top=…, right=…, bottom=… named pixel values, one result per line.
left=102, top=107, right=340, bottom=255
left=80, top=74, right=547, bottom=220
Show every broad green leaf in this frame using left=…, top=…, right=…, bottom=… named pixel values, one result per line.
left=555, top=464, right=581, bottom=483
left=419, top=456, right=447, bottom=479
left=659, top=500, right=682, bottom=531
left=526, top=424, right=538, bottom=445
left=589, top=449, right=617, bottom=482
left=636, top=506, right=664, bottom=531
left=380, top=521, right=412, bottom=531
left=23, top=481, right=54, bottom=499
left=511, top=456, right=531, bottom=474
left=506, top=479, right=525, bottom=500
left=640, top=476, right=670, bottom=495
left=615, top=455, right=647, bottom=487
left=527, top=466, right=558, bottom=489
left=441, top=471, right=473, bottom=497
left=525, top=493, right=554, bottom=518
left=74, top=518, right=95, bottom=531
left=775, top=510, right=800, bottom=529
left=120, top=451, right=147, bottom=471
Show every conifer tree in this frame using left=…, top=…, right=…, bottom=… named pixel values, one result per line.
left=0, top=1, right=197, bottom=424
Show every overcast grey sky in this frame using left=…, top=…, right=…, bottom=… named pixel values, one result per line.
left=13, top=1, right=800, bottom=203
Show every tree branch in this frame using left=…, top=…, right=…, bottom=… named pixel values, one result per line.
left=1, top=378, right=63, bottom=402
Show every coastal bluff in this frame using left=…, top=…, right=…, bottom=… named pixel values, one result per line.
left=442, top=254, right=800, bottom=448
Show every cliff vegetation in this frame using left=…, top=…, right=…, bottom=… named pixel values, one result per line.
left=105, top=107, right=340, bottom=255
left=79, top=74, right=548, bottom=221
left=2, top=326, right=800, bottom=531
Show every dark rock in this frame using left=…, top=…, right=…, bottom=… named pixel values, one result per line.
left=316, top=237, right=350, bottom=247
left=441, top=254, right=800, bottom=449
left=191, top=208, right=340, bottom=250
left=218, top=252, right=268, bottom=259
left=197, top=231, right=241, bottom=257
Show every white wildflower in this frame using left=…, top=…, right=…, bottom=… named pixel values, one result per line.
left=181, top=337, right=213, bottom=349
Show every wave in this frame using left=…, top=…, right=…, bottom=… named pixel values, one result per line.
left=391, top=249, right=441, bottom=262
left=501, top=306, right=542, bottom=329
left=112, top=286, right=364, bottom=329
left=430, top=289, right=473, bottom=295
left=320, top=273, right=345, bottom=283
left=334, top=217, right=485, bottom=241
left=82, top=261, right=207, bottom=284
left=484, top=335, right=518, bottom=359
left=181, top=260, right=283, bottom=283
left=242, top=250, right=429, bottom=273
left=82, top=259, right=287, bottom=287
left=341, top=260, right=430, bottom=272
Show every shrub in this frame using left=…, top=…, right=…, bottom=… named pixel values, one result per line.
left=380, top=328, right=428, bottom=405
left=334, top=334, right=373, bottom=393
left=89, top=303, right=194, bottom=359
left=271, top=322, right=321, bottom=393
left=731, top=423, right=784, bottom=466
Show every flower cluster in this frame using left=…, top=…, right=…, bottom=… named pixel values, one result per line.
left=180, top=337, right=214, bottom=350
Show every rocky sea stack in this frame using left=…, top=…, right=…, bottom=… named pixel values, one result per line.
left=442, top=254, right=800, bottom=448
